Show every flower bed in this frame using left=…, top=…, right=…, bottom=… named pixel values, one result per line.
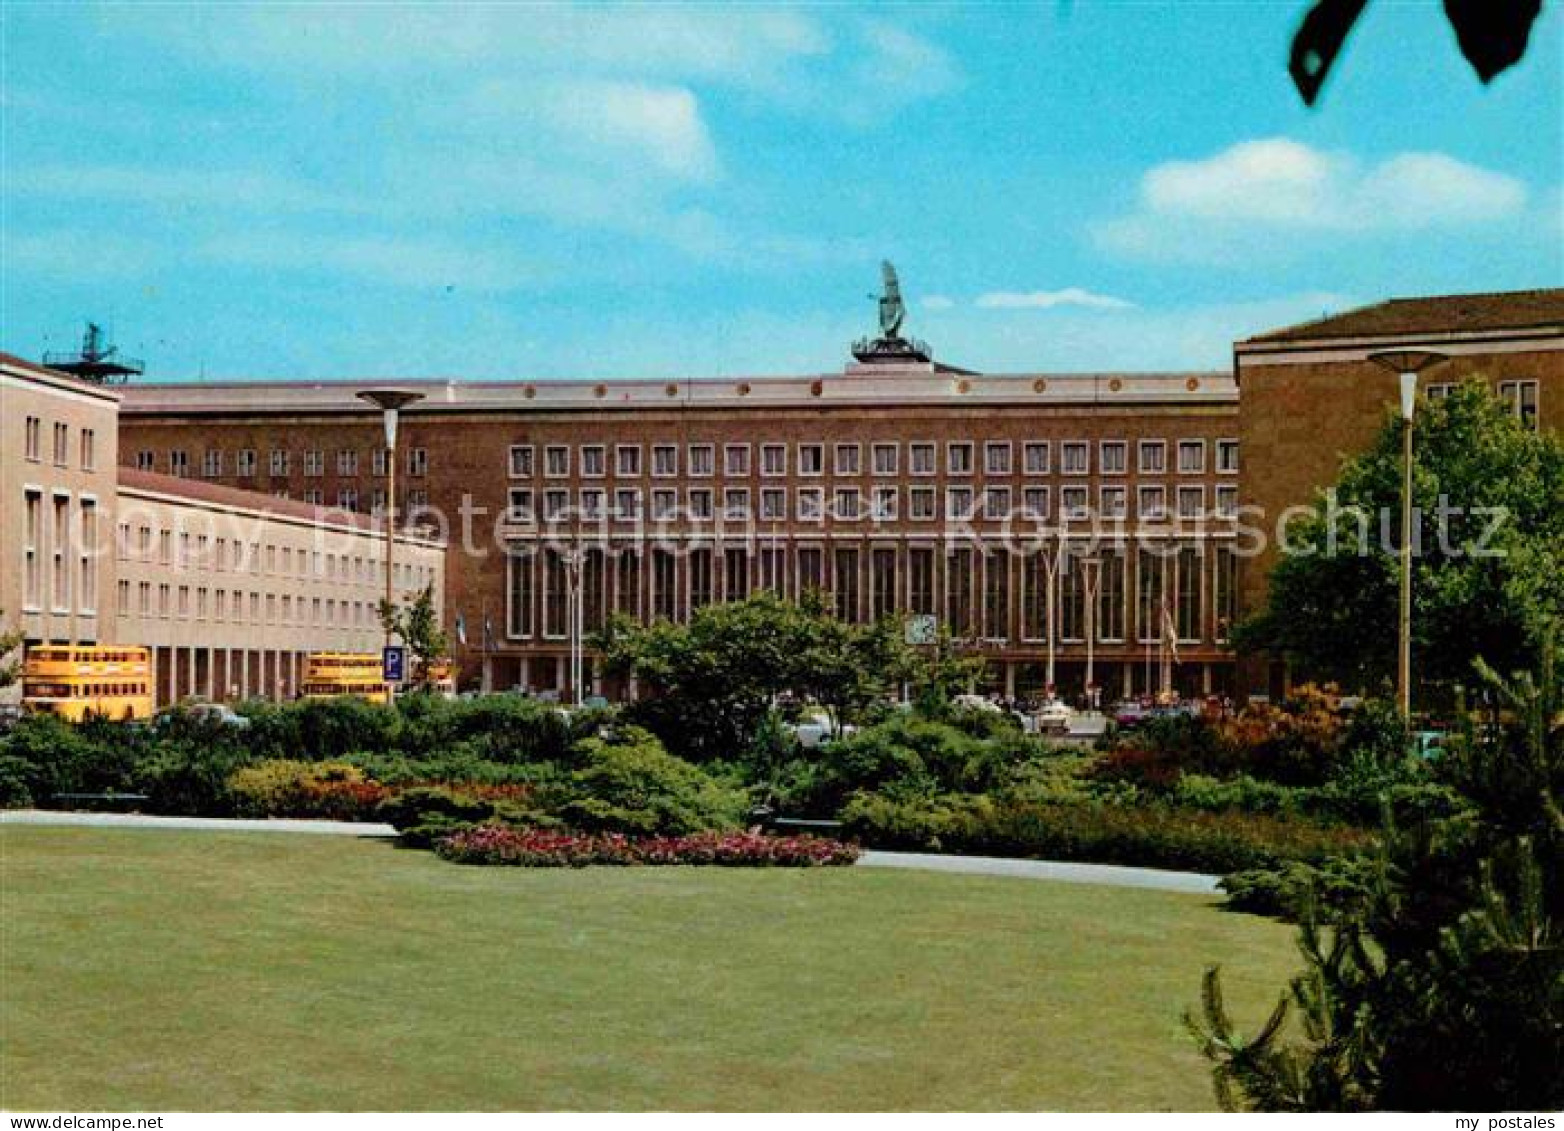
left=434, top=825, right=860, bottom=867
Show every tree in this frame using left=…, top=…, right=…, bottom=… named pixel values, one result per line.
left=594, top=590, right=986, bottom=763
left=1289, top=0, right=1543, bottom=106
left=379, top=585, right=450, bottom=689
left=1190, top=640, right=1563, bottom=1110
left=1236, top=380, right=1564, bottom=699
left=0, top=609, right=23, bottom=689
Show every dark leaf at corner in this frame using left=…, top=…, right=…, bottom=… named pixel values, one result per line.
left=1289, top=0, right=1370, bottom=106
left=1444, top=0, right=1543, bottom=83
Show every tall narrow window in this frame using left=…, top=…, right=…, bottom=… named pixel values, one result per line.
left=908, top=547, right=935, bottom=617
left=1059, top=554, right=1085, bottom=642
left=1175, top=545, right=1202, bottom=641
left=583, top=548, right=606, bottom=633
left=983, top=553, right=1009, bottom=641
left=1097, top=550, right=1126, bottom=642
left=689, top=548, right=713, bottom=612
left=946, top=548, right=973, bottom=636
left=1021, top=550, right=1048, bottom=641
left=23, top=490, right=42, bottom=608
left=1137, top=546, right=1167, bottom=643
left=1214, top=545, right=1237, bottom=642
left=616, top=550, right=641, bottom=619
left=51, top=495, right=70, bottom=610
left=871, top=547, right=898, bottom=621
left=542, top=550, right=568, bottom=638
left=833, top=547, right=860, bottom=623
left=723, top=547, right=749, bottom=602
left=79, top=500, right=98, bottom=613
left=759, top=545, right=788, bottom=597
left=798, top=546, right=823, bottom=594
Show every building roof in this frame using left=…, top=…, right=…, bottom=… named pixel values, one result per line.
left=1242, top=289, right=1564, bottom=346
left=117, top=466, right=444, bottom=546
left=0, top=350, right=123, bottom=402
left=115, top=366, right=1237, bottom=416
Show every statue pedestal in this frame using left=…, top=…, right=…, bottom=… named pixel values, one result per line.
left=851, top=335, right=932, bottom=364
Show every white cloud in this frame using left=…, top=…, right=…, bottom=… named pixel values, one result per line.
left=921, top=295, right=956, bottom=310
left=975, top=288, right=1135, bottom=311
left=1097, top=138, right=1530, bottom=263
left=6, top=163, right=361, bottom=214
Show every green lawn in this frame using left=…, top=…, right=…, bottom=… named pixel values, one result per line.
left=1, top=827, right=1298, bottom=1111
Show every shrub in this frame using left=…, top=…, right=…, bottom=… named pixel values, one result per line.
left=434, top=825, right=859, bottom=867
left=139, top=740, right=255, bottom=816
left=0, top=714, right=144, bottom=802
left=227, top=760, right=391, bottom=820
left=802, top=716, right=1033, bottom=813
left=551, top=727, right=747, bottom=836
left=841, top=793, right=1374, bottom=874
left=378, top=784, right=547, bottom=847
left=1219, top=856, right=1380, bottom=922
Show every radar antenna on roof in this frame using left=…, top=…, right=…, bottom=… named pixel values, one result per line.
left=43, top=321, right=144, bottom=385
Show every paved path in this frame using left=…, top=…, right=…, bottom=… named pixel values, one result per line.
left=2, top=811, right=1221, bottom=894
left=0, top=810, right=398, bottom=837
left=857, top=850, right=1221, bottom=895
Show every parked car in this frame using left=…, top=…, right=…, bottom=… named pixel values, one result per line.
left=1034, top=699, right=1073, bottom=734
left=787, top=710, right=856, bottom=750
left=1111, top=700, right=1151, bottom=729
left=157, top=702, right=251, bottom=730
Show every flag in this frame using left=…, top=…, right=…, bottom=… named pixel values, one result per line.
left=455, top=611, right=468, bottom=647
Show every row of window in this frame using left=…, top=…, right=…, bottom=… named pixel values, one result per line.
left=136, top=447, right=431, bottom=479
left=504, top=542, right=1239, bottom=645
left=509, top=438, right=1240, bottom=480
left=115, top=579, right=378, bottom=630
left=1425, top=380, right=1541, bottom=430
left=504, top=482, right=1240, bottom=523
left=113, top=521, right=434, bottom=590
left=19, top=489, right=99, bottom=616
left=22, top=416, right=97, bottom=472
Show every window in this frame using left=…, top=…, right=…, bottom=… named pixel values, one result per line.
left=723, top=488, right=750, bottom=520
left=947, top=442, right=973, bottom=475
left=1138, top=485, right=1167, bottom=520
left=871, top=485, right=898, bottom=520
left=985, top=442, right=1012, bottom=475
left=797, top=546, right=824, bottom=593
left=760, top=488, right=786, bottom=520
left=1061, top=442, right=1088, bottom=475
left=648, top=548, right=675, bottom=618
left=304, top=488, right=323, bottom=506
left=80, top=429, right=95, bottom=471
left=833, top=547, right=860, bottom=622
left=798, top=444, right=824, bottom=476
left=580, top=488, right=606, bottom=520
left=909, top=486, right=936, bottom=520
left=1100, top=485, right=1128, bottom=519
left=653, top=445, right=678, bottom=477
left=1215, top=545, right=1237, bottom=642
left=910, top=442, right=936, bottom=476
left=759, top=545, right=788, bottom=598
left=689, top=445, right=714, bottom=477
left=581, top=445, right=606, bottom=477
left=616, top=445, right=641, bottom=477
left=688, top=488, right=713, bottom=519
left=1425, top=382, right=1455, bottom=401
left=1060, top=486, right=1089, bottom=520
left=834, top=487, right=861, bottom=520
left=1216, top=439, right=1239, bottom=474
left=22, top=491, right=41, bottom=608
left=542, top=551, right=568, bottom=638
left=652, top=489, right=677, bottom=520
left=615, top=488, right=642, bottom=519
left=544, top=489, right=569, bottom=520
left=545, top=445, right=569, bottom=477
left=1097, top=551, right=1127, bottom=642
left=798, top=487, right=824, bottom=521
left=336, top=449, right=357, bottom=476
left=1136, top=547, right=1166, bottom=644
left=872, top=443, right=898, bottom=475
left=304, top=450, right=324, bottom=477
left=761, top=444, right=786, bottom=476
left=834, top=443, right=861, bottom=476
left=1023, top=486, right=1050, bottom=520
left=1215, top=484, right=1238, bottom=518
left=337, top=488, right=358, bottom=511
left=1177, top=440, right=1205, bottom=474
left=983, top=553, right=1009, bottom=640
left=272, top=449, right=291, bottom=476
left=24, top=417, right=41, bottom=461
left=1175, top=545, right=1202, bottom=641
left=724, top=444, right=750, bottom=476
left=689, top=548, right=713, bottom=611
left=946, top=547, right=973, bottom=635
left=1500, top=380, right=1540, bottom=430
left=52, top=423, right=69, bottom=466
left=169, top=450, right=189, bottom=478
left=1139, top=441, right=1166, bottom=474
left=1177, top=485, right=1205, bottom=518
left=872, top=547, right=898, bottom=621
left=946, top=485, right=974, bottom=519
left=372, top=449, right=389, bottom=476
left=724, top=547, right=750, bottom=603
left=49, top=497, right=69, bottom=609
left=909, top=547, right=936, bottom=616
left=984, top=486, right=1011, bottom=519
left=407, top=448, right=428, bottom=476
left=136, top=450, right=155, bottom=471
left=203, top=449, right=223, bottom=478
left=236, top=449, right=257, bottom=477
left=1023, top=441, right=1050, bottom=475
left=509, top=445, right=535, bottom=477
left=1101, top=441, right=1127, bottom=475
left=615, top=551, right=641, bottom=618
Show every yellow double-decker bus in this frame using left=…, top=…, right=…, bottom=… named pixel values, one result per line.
left=21, top=645, right=155, bottom=722
left=301, top=652, right=393, bottom=704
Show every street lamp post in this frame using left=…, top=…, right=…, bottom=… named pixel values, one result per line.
left=1081, top=556, right=1102, bottom=711
left=356, top=390, right=425, bottom=655
left=1366, top=351, right=1447, bottom=718
left=1041, top=530, right=1066, bottom=697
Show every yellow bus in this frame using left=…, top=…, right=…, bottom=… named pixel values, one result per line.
left=301, top=652, right=393, bottom=704
left=21, top=645, right=155, bottom=722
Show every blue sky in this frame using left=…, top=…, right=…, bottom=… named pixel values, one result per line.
left=2, top=2, right=1560, bottom=380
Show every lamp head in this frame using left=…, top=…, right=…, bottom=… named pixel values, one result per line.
left=1367, top=351, right=1447, bottom=423
left=357, top=389, right=424, bottom=447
